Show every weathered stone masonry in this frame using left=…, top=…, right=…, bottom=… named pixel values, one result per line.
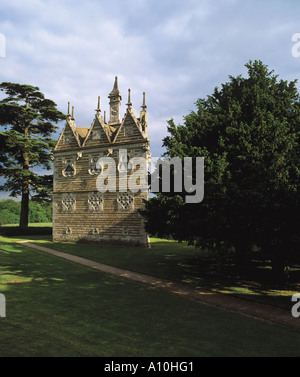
left=52, top=77, right=150, bottom=247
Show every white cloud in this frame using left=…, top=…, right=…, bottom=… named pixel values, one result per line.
left=0, top=0, right=299, bottom=159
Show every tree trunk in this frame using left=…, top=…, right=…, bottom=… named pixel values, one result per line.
left=19, top=154, right=30, bottom=229
left=19, top=181, right=29, bottom=229
left=19, top=113, right=30, bottom=229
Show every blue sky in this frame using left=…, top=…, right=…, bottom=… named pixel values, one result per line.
left=0, top=0, right=300, bottom=199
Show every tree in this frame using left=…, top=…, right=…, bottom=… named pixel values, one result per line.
left=142, top=60, right=300, bottom=281
left=0, top=199, right=52, bottom=225
left=0, top=83, right=65, bottom=228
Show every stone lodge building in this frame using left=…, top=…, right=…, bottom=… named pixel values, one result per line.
left=52, top=77, right=150, bottom=247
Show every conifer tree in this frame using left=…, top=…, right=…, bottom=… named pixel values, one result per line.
left=0, top=82, right=65, bottom=228
left=142, top=60, right=300, bottom=281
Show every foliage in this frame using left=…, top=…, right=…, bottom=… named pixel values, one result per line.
left=0, top=82, right=65, bottom=228
left=142, top=60, right=300, bottom=279
left=0, top=199, right=52, bottom=225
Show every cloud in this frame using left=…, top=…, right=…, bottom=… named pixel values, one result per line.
left=0, top=0, right=300, bottom=162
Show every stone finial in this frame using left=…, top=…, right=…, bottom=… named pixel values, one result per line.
left=71, top=106, right=75, bottom=121
left=126, top=89, right=132, bottom=109
left=96, top=96, right=101, bottom=113
left=67, top=102, right=71, bottom=119
left=141, top=92, right=147, bottom=110
left=113, top=76, right=118, bottom=90
left=109, top=76, right=121, bottom=97
left=108, top=76, right=122, bottom=125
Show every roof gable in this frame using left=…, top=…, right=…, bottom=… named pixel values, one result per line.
left=112, top=109, right=145, bottom=144
left=82, top=114, right=113, bottom=147
left=54, top=119, right=81, bottom=151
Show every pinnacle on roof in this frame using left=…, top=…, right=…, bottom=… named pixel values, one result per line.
left=67, top=101, right=71, bottom=119
left=109, top=76, right=121, bottom=98
left=95, top=96, right=101, bottom=114
left=141, top=92, right=147, bottom=110
left=126, top=88, right=132, bottom=109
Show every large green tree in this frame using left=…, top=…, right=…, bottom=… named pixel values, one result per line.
left=0, top=83, right=65, bottom=228
left=142, top=60, right=300, bottom=280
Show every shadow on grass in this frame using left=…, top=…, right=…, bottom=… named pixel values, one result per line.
left=0, top=226, right=52, bottom=237
left=26, top=237, right=300, bottom=312
left=2, top=236, right=300, bottom=356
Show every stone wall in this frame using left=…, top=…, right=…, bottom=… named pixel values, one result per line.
left=52, top=80, right=150, bottom=247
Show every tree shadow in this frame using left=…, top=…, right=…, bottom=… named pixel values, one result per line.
left=150, top=247, right=300, bottom=311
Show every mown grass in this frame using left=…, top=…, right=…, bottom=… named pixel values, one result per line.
left=28, top=236, right=300, bottom=311
left=2, top=223, right=52, bottom=227
left=1, top=234, right=300, bottom=356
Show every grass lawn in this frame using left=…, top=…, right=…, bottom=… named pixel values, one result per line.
left=29, top=236, right=300, bottom=311
left=1, top=234, right=300, bottom=357
left=2, top=223, right=52, bottom=227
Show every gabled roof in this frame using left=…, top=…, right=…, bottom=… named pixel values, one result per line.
left=82, top=113, right=113, bottom=147
left=112, top=108, right=145, bottom=144
left=54, top=79, right=148, bottom=151
left=76, top=127, right=90, bottom=144
left=54, top=118, right=82, bottom=151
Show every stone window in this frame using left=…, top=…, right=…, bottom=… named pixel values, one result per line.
left=89, top=156, right=102, bottom=175
left=64, top=164, right=75, bottom=176
left=118, top=153, right=133, bottom=173
left=88, top=192, right=103, bottom=211
left=62, top=193, right=76, bottom=212
left=117, top=192, right=134, bottom=211
left=62, top=158, right=76, bottom=177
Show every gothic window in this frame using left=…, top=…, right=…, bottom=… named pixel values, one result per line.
left=117, top=192, right=134, bottom=211
left=88, top=192, right=103, bottom=211
left=118, top=153, right=133, bottom=173
left=65, top=164, right=75, bottom=176
left=89, top=156, right=102, bottom=175
left=62, top=158, right=76, bottom=177
left=62, top=193, right=76, bottom=212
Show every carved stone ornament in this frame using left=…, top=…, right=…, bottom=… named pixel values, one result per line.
left=92, top=129, right=101, bottom=140
left=88, top=156, right=102, bottom=176
left=62, top=157, right=76, bottom=177
left=118, top=153, right=133, bottom=173
left=88, top=192, right=103, bottom=211
left=117, top=192, right=134, bottom=211
left=65, top=227, right=72, bottom=235
left=62, top=193, right=76, bottom=212
left=91, top=228, right=100, bottom=235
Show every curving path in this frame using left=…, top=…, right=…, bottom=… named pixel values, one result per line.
left=17, top=240, right=300, bottom=330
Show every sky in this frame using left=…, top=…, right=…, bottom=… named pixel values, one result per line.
left=0, top=0, right=300, bottom=199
